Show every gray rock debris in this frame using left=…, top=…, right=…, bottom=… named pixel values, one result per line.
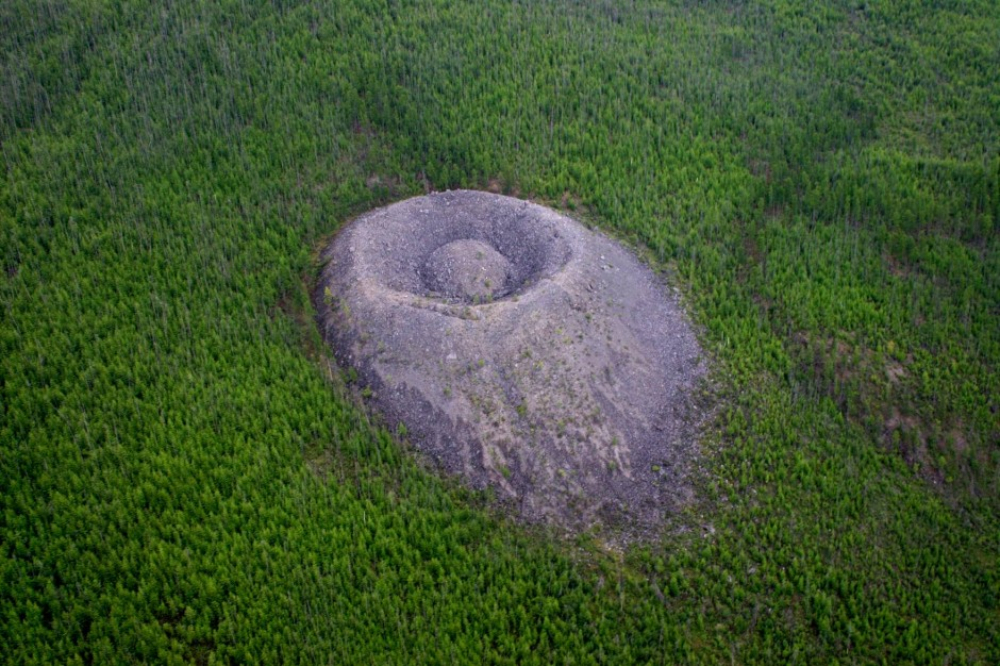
left=316, top=190, right=707, bottom=533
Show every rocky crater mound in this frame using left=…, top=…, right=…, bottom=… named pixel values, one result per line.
left=316, top=190, right=706, bottom=532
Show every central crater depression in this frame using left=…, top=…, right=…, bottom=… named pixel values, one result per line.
left=316, top=190, right=706, bottom=533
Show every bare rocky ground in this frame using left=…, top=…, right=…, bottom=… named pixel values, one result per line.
left=315, top=190, right=708, bottom=535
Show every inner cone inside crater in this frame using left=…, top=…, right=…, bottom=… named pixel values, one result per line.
left=422, top=239, right=511, bottom=301
left=315, top=190, right=707, bottom=533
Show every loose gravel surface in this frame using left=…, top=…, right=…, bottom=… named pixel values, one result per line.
left=316, top=190, right=707, bottom=533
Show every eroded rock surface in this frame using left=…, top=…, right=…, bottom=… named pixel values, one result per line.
left=316, top=190, right=706, bottom=532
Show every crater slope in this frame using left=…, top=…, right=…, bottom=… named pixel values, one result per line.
left=316, top=190, right=706, bottom=532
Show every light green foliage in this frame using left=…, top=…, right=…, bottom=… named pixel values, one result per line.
left=1, top=0, right=998, bottom=664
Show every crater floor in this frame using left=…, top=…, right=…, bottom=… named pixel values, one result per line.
left=316, top=190, right=707, bottom=532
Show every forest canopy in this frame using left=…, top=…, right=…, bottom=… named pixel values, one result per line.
left=1, top=0, right=998, bottom=663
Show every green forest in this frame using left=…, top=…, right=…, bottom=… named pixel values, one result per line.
left=1, top=0, right=998, bottom=663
